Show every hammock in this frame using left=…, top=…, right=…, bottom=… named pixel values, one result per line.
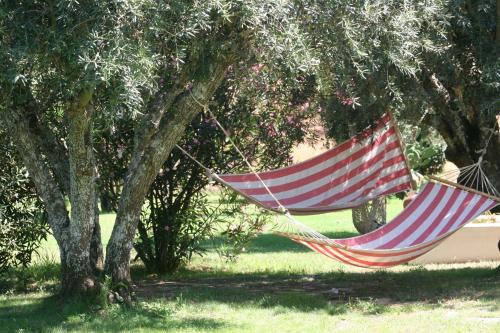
left=177, top=105, right=500, bottom=268
left=277, top=179, right=500, bottom=268
left=213, top=114, right=414, bottom=214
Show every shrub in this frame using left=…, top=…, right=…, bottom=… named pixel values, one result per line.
left=133, top=64, right=318, bottom=274
left=0, top=132, right=49, bottom=273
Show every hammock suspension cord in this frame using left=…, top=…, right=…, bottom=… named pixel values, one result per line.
left=179, top=93, right=332, bottom=243
left=435, top=119, right=499, bottom=198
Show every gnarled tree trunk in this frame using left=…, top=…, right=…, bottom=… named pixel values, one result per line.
left=347, top=121, right=388, bottom=234
left=61, top=89, right=100, bottom=295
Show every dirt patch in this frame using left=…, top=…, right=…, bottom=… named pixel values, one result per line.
left=134, top=275, right=387, bottom=303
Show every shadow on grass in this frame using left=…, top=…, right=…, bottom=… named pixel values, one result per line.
left=0, top=293, right=228, bottom=332
left=1, top=264, right=498, bottom=331
left=141, top=265, right=500, bottom=314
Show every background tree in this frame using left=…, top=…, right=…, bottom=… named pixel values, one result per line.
left=305, top=0, right=500, bottom=189
left=414, top=0, right=500, bottom=189
left=300, top=0, right=450, bottom=233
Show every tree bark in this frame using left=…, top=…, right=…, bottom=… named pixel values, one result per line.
left=352, top=197, right=387, bottom=234
left=2, top=87, right=103, bottom=297
left=346, top=122, right=388, bottom=234
left=61, top=88, right=101, bottom=295
left=2, top=106, right=70, bottom=286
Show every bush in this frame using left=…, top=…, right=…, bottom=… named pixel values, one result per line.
left=402, top=124, right=446, bottom=175
left=135, top=188, right=219, bottom=274
left=133, top=64, right=318, bottom=274
left=0, top=132, right=49, bottom=273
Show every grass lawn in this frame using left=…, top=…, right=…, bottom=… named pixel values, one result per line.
left=1, top=198, right=499, bottom=332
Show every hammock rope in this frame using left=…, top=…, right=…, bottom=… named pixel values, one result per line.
left=183, top=93, right=332, bottom=243
left=437, top=162, right=500, bottom=198
left=434, top=118, right=499, bottom=198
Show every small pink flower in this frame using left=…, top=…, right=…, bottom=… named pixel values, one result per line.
left=251, top=63, right=265, bottom=73
left=341, top=98, right=353, bottom=106
left=300, top=102, right=310, bottom=111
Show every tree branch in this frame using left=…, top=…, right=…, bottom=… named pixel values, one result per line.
left=105, top=27, right=249, bottom=281
left=31, top=119, right=71, bottom=194
left=1, top=105, right=69, bottom=243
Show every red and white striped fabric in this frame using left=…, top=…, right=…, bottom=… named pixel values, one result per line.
left=291, top=181, right=498, bottom=268
left=215, top=114, right=413, bottom=214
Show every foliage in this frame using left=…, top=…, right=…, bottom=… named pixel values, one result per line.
left=304, top=0, right=450, bottom=137
left=0, top=130, right=48, bottom=272
left=402, top=123, right=446, bottom=175
left=136, top=190, right=217, bottom=274
left=302, top=1, right=450, bottom=201
left=308, top=0, right=500, bottom=188
left=215, top=192, right=270, bottom=262
left=94, top=116, right=134, bottom=212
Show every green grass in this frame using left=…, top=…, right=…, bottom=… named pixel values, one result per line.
left=1, top=198, right=500, bottom=332
left=35, top=213, right=117, bottom=262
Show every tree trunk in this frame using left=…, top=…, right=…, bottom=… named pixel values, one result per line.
left=3, top=88, right=102, bottom=297
left=60, top=88, right=101, bottom=296
left=352, top=197, right=387, bottom=234
left=105, top=82, right=226, bottom=283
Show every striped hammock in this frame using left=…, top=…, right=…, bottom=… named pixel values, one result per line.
left=279, top=180, right=499, bottom=268
left=176, top=110, right=500, bottom=268
left=214, top=114, right=414, bottom=214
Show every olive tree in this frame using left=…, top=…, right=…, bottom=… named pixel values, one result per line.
left=0, top=0, right=318, bottom=296
left=306, top=0, right=500, bottom=190
left=299, top=0, right=450, bottom=233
